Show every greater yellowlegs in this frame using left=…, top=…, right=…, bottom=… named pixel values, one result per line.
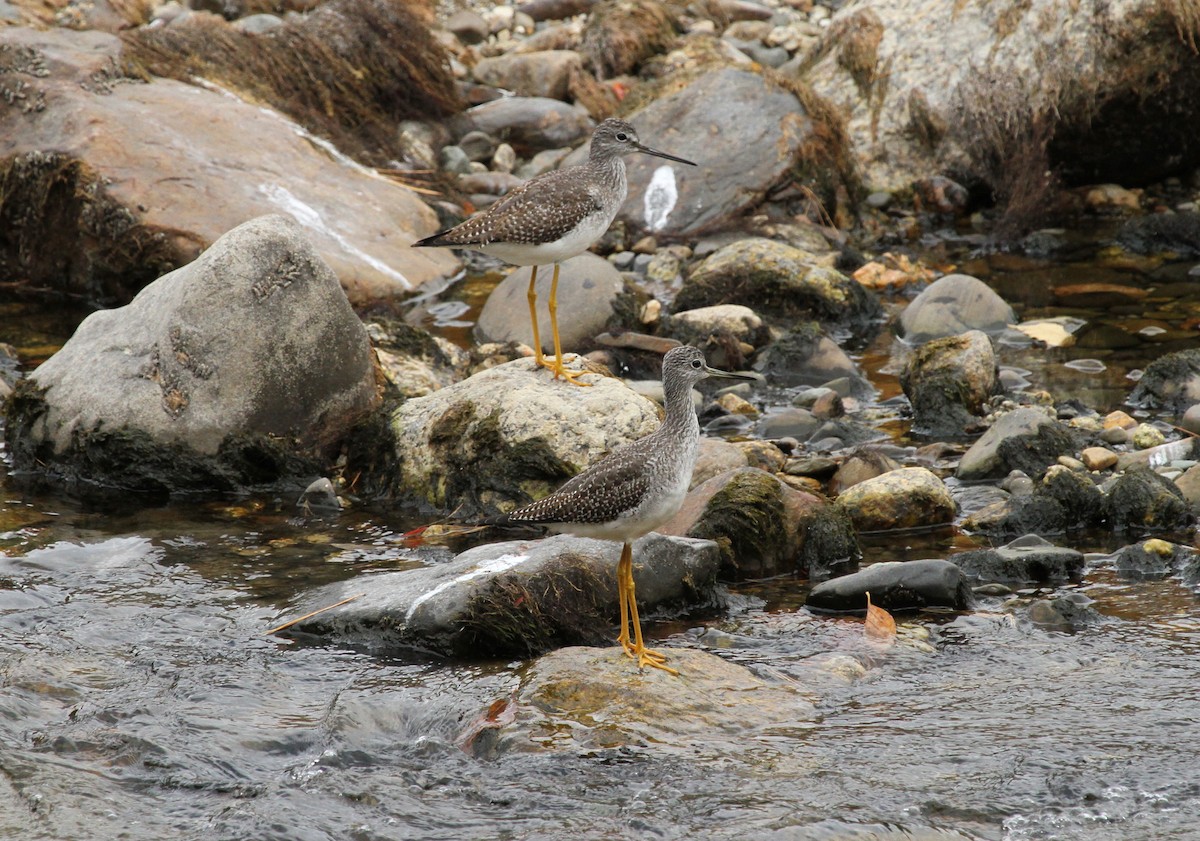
left=493, top=346, right=754, bottom=674
left=414, top=118, right=695, bottom=386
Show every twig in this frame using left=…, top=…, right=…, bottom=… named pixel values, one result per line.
left=264, top=593, right=363, bottom=636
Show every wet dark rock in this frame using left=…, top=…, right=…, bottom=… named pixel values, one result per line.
left=660, top=467, right=860, bottom=580
left=900, top=330, right=999, bottom=437
left=475, top=253, right=638, bottom=354
left=754, top=323, right=875, bottom=396
left=1027, top=592, right=1104, bottom=633
left=1126, top=348, right=1200, bottom=413
left=680, top=239, right=882, bottom=332
left=472, top=50, right=584, bottom=101
left=4, top=215, right=379, bottom=494
left=828, top=448, right=901, bottom=495
left=465, top=645, right=816, bottom=757
left=381, top=356, right=658, bottom=517
left=1117, top=212, right=1200, bottom=257
left=806, top=559, right=975, bottom=613
left=961, top=493, right=1068, bottom=539
left=1111, top=538, right=1192, bottom=580
left=896, top=275, right=1016, bottom=344
left=956, top=408, right=1077, bottom=481
left=450, top=96, right=593, bottom=152
left=835, top=467, right=955, bottom=532
left=1040, top=464, right=1104, bottom=527
left=289, top=533, right=719, bottom=657
left=297, top=477, right=341, bottom=513
left=950, top=534, right=1085, bottom=585
left=1102, top=465, right=1191, bottom=533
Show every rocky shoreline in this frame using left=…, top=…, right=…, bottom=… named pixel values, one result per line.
left=3, top=0, right=1200, bottom=697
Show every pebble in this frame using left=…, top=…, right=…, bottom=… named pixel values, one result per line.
left=609, top=251, right=635, bottom=270
left=438, top=144, right=472, bottom=174
left=1000, top=470, right=1035, bottom=496
left=717, top=392, right=758, bottom=417
left=866, top=191, right=893, bottom=209
left=1080, top=446, right=1118, bottom=471
left=1131, top=423, right=1166, bottom=449
left=1103, top=410, right=1138, bottom=430
left=1056, top=455, right=1086, bottom=472
left=1100, top=426, right=1130, bottom=445
left=492, top=143, right=516, bottom=173
left=459, top=130, right=496, bottom=162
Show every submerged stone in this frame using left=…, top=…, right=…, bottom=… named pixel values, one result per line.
left=949, top=534, right=1085, bottom=585
left=288, top=533, right=719, bottom=657
left=464, top=645, right=817, bottom=757
left=805, top=558, right=974, bottom=612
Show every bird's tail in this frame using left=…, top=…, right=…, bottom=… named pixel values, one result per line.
left=412, top=231, right=450, bottom=248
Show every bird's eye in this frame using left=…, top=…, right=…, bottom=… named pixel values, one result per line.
left=691, top=359, right=702, bottom=368
left=615, top=132, right=629, bottom=142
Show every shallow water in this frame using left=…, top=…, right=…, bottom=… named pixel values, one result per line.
left=3, top=237, right=1200, bottom=840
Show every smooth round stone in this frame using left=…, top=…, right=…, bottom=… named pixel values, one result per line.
left=438, top=144, right=472, bottom=175
left=1057, top=456, right=1086, bottom=472
left=1100, top=426, right=1130, bottom=445
left=866, top=191, right=893, bottom=209
left=1181, top=404, right=1200, bottom=435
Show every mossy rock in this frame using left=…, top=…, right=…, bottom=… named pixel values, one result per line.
left=1127, top=348, right=1200, bottom=413
left=676, top=238, right=881, bottom=333
left=1104, top=465, right=1191, bottom=533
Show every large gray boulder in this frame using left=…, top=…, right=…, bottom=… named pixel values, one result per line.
left=4, top=215, right=379, bottom=492
left=385, top=357, right=661, bottom=516
left=802, top=0, right=1200, bottom=192
left=288, top=533, right=720, bottom=656
left=564, top=66, right=842, bottom=238
left=0, top=27, right=457, bottom=306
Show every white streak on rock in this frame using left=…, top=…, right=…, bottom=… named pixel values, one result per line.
left=404, top=552, right=530, bottom=623
left=643, top=165, right=679, bottom=232
left=260, top=183, right=412, bottom=289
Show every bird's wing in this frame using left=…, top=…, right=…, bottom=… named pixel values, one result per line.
left=423, top=169, right=604, bottom=247
left=503, top=444, right=656, bottom=526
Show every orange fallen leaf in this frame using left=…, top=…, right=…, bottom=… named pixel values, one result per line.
left=864, top=590, right=897, bottom=643
left=399, top=523, right=486, bottom=548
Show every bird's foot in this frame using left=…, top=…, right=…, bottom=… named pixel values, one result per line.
left=542, top=354, right=594, bottom=387
left=635, top=645, right=679, bottom=676
left=616, top=633, right=635, bottom=659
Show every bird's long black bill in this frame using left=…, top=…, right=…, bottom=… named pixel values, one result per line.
left=636, top=143, right=697, bottom=166
left=704, top=366, right=757, bottom=381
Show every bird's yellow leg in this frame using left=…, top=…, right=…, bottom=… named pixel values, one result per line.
left=627, top=557, right=677, bottom=675
left=526, top=265, right=545, bottom=367
left=616, top=542, right=635, bottom=657
left=544, top=262, right=593, bottom=387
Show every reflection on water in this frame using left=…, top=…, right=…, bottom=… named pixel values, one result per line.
left=3, top=234, right=1200, bottom=839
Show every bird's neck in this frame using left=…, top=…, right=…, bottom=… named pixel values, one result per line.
left=660, top=373, right=700, bottom=440
left=587, top=154, right=627, bottom=197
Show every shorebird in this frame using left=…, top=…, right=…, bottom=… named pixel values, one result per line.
left=492, top=346, right=754, bottom=674
left=413, top=118, right=695, bottom=386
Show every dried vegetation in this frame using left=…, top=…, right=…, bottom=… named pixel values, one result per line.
left=120, top=0, right=463, bottom=165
